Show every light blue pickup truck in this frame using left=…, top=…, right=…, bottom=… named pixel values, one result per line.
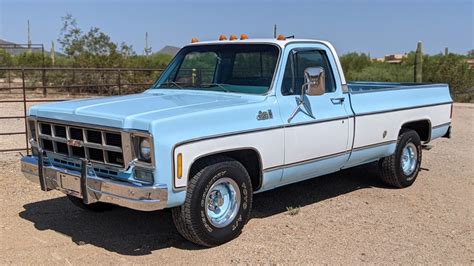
left=21, top=37, right=452, bottom=246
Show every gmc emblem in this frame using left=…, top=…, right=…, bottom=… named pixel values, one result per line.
left=67, top=139, right=84, bottom=147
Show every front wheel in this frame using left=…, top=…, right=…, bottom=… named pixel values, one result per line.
left=379, top=129, right=422, bottom=188
left=172, top=156, right=253, bottom=247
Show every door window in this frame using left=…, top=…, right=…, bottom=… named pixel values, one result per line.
left=282, top=50, right=336, bottom=95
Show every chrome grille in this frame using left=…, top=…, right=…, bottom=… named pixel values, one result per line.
left=37, top=121, right=125, bottom=167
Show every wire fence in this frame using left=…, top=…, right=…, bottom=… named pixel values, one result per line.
left=0, top=67, right=164, bottom=154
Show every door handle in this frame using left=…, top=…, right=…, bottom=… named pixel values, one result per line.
left=331, top=97, right=345, bottom=104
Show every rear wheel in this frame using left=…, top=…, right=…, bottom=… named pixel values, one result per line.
left=379, top=129, right=422, bottom=188
left=172, top=156, right=253, bottom=247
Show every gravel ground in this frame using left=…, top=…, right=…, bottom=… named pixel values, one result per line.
left=0, top=103, right=472, bottom=264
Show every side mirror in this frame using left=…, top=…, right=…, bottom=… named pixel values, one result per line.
left=288, top=66, right=325, bottom=123
left=302, top=67, right=326, bottom=96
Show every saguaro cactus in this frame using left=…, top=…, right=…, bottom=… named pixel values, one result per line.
left=414, top=41, right=423, bottom=83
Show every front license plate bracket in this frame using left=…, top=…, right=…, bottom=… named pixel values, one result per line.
left=57, top=172, right=81, bottom=193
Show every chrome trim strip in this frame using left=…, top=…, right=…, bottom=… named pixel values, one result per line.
left=432, top=122, right=451, bottom=129
left=284, top=115, right=352, bottom=128
left=263, top=150, right=350, bottom=172
left=348, top=82, right=449, bottom=94
left=355, top=102, right=453, bottom=117
left=352, top=140, right=397, bottom=152
left=121, top=131, right=133, bottom=168
left=263, top=140, right=397, bottom=173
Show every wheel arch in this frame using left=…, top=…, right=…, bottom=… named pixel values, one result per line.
left=188, top=148, right=263, bottom=191
left=399, top=119, right=432, bottom=143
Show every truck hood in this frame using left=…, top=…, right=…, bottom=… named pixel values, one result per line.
left=29, top=90, right=263, bottom=131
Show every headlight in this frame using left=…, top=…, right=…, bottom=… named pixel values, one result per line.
left=130, top=133, right=153, bottom=164
left=139, top=138, right=152, bottom=161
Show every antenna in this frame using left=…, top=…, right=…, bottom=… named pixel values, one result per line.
left=273, top=24, right=277, bottom=38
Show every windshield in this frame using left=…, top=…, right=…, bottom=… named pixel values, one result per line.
left=153, top=44, right=280, bottom=94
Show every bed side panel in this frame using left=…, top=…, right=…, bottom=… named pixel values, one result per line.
left=345, top=85, right=452, bottom=167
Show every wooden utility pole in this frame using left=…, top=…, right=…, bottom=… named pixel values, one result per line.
left=144, top=32, right=150, bottom=56
left=27, top=20, right=32, bottom=53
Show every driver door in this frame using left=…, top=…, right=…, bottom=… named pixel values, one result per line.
left=278, top=47, right=351, bottom=184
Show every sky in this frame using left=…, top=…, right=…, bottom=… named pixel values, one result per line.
left=0, top=0, right=472, bottom=58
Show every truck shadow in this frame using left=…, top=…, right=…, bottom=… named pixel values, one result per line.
left=19, top=162, right=389, bottom=255
left=252, top=162, right=386, bottom=218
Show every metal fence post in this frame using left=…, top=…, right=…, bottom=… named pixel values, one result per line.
left=7, top=69, right=11, bottom=89
left=72, top=69, right=78, bottom=95
left=42, top=46, right=47, bottom=97
left=118, top=69, right=122, bottom=95
left=22, top=69, right=29, bottom=155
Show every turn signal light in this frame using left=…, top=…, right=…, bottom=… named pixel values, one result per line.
left=229, top=34, right=238, bottom=40
left=177, top=153, right=183, bottom=179
left=191, top=37, right=199, bottom=43
left=277, top=34, right=286, bottom=40
left=240, top=34, right=248, bottom=40
left=219, top=34, right=227, bottom=41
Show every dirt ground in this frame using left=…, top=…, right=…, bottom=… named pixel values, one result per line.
left=0, top=104, right=472, bottom=264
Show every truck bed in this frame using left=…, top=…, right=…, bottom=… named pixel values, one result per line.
left=343, top=81, right=452, bottom=169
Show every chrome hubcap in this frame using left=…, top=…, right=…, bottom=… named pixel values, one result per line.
left=401, top=142, right=417, bottom=177
left=205, top=177, right=240, bottom=228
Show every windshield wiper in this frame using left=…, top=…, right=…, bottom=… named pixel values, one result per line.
left=159, top=81, right=184, bottom=89
left=201, top=83, right=230, bottom=92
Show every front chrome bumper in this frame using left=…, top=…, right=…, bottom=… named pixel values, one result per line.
left=21, top=155, right=168, bottom=211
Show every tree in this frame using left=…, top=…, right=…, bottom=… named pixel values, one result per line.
left=58, top=14, right=83, bottom=57
left=120, top=42, right=136, bottom=59
left=57, top=14, right=132, bottom=67
left=0, top=49, right=13, bottom=67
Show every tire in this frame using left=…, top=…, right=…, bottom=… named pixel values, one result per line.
left=67, top=195, right=115, bottom=212
left=172, top=156, right=253, bottom=247
left=379, top=129, right=422, bottom=188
